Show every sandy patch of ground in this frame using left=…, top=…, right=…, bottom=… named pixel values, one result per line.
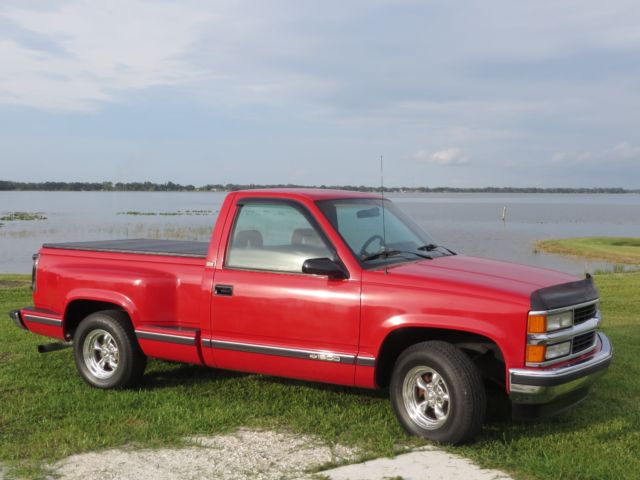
left=49, top=428, right=357, bottom=480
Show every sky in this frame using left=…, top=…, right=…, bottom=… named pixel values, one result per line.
left=1, top=0, right=639, bottom=188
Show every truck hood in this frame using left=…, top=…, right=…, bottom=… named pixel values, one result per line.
left=380, top=254, right=579, bottom=303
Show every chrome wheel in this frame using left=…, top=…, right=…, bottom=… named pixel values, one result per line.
left=83, top=329, right=119, bottom=380
left=402, top=366, right=450, bottom=430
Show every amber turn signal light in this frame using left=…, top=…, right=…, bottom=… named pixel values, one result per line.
left=527, top=314, right=546, bottom=334
left=526, top=345, right=546, bottom=363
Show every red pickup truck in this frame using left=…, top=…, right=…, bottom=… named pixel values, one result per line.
left=10, top=189, right=612, bottom=443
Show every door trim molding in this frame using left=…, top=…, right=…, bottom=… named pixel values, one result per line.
left=201, top=338, right=369, bottom=365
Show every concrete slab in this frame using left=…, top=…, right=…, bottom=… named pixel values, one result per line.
left=319, top=447, right=513, bottom=480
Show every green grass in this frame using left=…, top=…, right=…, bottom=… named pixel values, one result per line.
left=0, top=212, right=47, bottom=222
left=1, top=273, right=639, bottom=479
left=117, top=210, right=214, bottom=216
left=536, top=237, right=640, bottom=265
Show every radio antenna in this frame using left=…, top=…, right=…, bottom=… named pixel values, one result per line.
left=380, top=155, right=388, bottom=274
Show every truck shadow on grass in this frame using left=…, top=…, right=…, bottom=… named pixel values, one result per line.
left=141, top=362, right=389, bottom=400
left=141, top=362, right=244, bottom=388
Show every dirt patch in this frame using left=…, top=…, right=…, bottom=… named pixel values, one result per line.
left=0, top=279, right=29, bottom=289
left=0, top=352, right=14, bottom=364
left=50, top=429, right=358, bottom=480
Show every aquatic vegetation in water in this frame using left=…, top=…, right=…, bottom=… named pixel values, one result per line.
left=0, top=212, right=47, bottom=221
left=536, top=237, right=640, bottom=265
left=133, top=225, right=213, bottom=240
left=0, top=223, right=214, bottom=240
left=592, top=264, right=635, bottom=274
left=118, top=210, right=215, bottom=216
left=118, top=211, right=156, bottom=216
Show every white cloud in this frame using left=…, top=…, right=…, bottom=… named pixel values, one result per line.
left=412, top=148, right=470, bottom=166
left=0, top=1, right=209, bottom=111
left=551, top=142, right=640, bottom=165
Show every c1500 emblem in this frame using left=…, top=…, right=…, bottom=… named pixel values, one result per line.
left=309, top=353, right=341, bottom=362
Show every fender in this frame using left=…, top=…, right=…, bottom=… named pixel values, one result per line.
left=375, top=312, right=524, bottom=385
left=64, top=288, right=139, bottom=326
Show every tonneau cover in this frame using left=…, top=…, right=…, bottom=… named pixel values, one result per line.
left=42, top=239, right=209, bottom=258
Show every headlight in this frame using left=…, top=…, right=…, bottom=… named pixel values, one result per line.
left=545, top=341, right=572, bottom=360
left=526, top=340, right=572, bottom=363
left=527, top=310, right=573, bottom=333
left=546, top=311, right=573, bottom=331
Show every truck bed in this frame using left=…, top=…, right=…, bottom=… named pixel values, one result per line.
left=42, top=239, right=209, bottom=258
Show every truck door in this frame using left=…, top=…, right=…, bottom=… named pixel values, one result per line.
left=206, top=199, right=360, bottom=386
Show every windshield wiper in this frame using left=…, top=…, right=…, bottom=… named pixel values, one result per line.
left=418, top=244, right=457, bottom=255
left=362, top=249, right=432, bottom=262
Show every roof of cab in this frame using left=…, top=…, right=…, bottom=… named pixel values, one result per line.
left=233, top=188, right=382, bottom=201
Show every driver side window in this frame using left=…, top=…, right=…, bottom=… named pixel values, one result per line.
left=226, top=202, right=333, bottom=273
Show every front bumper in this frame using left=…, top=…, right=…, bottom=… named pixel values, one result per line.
left=9, top=309, right=27, bottom=330
left=509, top=332, right=612, bottom=419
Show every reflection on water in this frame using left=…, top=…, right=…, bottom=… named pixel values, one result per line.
left=1, top=191, right=639, bottom=274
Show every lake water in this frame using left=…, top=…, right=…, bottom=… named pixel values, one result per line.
left=1, top=191, right=639, bottom=274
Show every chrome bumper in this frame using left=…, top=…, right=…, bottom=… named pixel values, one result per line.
left=9, top=309, right=27, bottom=330
left=509, top=332, right=612, bottom=405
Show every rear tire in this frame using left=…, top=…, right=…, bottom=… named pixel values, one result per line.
left=390, top=341, right=486, bottom=444
left=73, top=310, right=147, bottom=389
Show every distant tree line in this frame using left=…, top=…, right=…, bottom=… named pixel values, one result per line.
left=0, top=180, right=636, bottom=194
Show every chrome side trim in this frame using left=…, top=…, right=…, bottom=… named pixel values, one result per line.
left=356, top=356, right=376, bottom=367
left=135, top=330, right=196, bottom=346
left=23, top=314, right=62, bottom=326
left=202, top=338, right=356, bottom=365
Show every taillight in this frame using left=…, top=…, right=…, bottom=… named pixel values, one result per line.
left=31, top=253, right=39, bottom=292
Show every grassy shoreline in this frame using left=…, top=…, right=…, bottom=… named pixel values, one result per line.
left=2, top=271, right=639, bottom=479
left=536, top=237, right=640, bottom=265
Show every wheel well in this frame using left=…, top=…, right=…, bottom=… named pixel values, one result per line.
left=64, top=300, right=129, bottom=340
left=375, top=328, right=505, bottom=389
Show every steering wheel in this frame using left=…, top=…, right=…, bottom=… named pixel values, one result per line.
left=359, top=234, right=385, bottom=258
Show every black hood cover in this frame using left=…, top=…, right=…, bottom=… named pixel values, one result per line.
left=530, top=275, right=599, bottom=311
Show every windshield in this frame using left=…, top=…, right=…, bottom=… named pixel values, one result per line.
left=317, top=198, right=452, bottom=269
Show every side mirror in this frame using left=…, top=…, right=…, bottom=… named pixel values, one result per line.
left=302, top=258, right=348, bottom=279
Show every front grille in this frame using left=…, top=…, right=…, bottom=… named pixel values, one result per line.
left=572, top=331, right=596, bottom=354
left=527, top=298, right=601, bottom=366
left=574, top=303, right=597, bottom=325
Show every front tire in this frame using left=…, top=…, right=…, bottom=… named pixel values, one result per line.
left=73, top=310, right=147, bottom=389
left=390, top=341, right=486, bottom=444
